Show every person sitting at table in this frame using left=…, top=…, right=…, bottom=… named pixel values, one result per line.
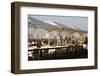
left=84, top=36, right=88, bottom=48
left=72, top=36, right=76, bottom=44
left=60, top=35, right=63, bottom=46
left=41, top=40, right=48, bottom=46
left=36, top=40, right=42, bottom=48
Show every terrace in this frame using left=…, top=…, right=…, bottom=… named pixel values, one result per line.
left=28, top=16, right=88, bottom=61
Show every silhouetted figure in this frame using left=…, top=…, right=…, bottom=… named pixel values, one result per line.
left=84, top=36, right=88, bottom=44
left=84, top=36, right=88, bottom=48
left=36, top=40, right=42, bottom=48
left=60, top=35, right=63, bottom=46
left=72, top=36, right=75, bottom=44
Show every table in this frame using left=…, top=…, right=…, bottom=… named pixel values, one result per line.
left=28, top=44, right=86, bottom=60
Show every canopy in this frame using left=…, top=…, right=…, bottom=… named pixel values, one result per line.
left=28, top=17, right=60, bottom=31
left=29, top=17, right=87, bottom=33
left=54, top=22, right=87, bottom=33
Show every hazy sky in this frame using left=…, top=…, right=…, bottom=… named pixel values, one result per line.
left=29, top=15, right=88, bottom=31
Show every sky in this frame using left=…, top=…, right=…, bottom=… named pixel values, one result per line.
left=28, top=15, right=88, bottom=31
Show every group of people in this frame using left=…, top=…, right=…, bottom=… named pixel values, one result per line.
left=28, top=35, right=88, bottom=49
